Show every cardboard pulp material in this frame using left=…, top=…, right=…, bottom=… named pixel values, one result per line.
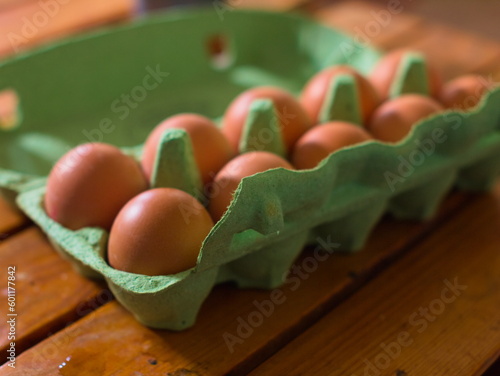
left=0, top=9, right=499, bottom=330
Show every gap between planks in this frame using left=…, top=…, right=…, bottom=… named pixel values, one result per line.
left=1, top=1, right=499, bottom=373
left=248, top=182, right=500, bottom=376
left=0, top=198, right=30, bottom=241
left=0, top=191, right=475, bottom=375
left=0, top=228, right=112, bottom=362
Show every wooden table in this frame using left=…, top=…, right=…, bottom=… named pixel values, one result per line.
left=1, top=1, right=499, bottom=375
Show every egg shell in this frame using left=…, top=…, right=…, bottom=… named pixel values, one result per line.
left=208, top=151, right=293, bottom=222
left=222, top=87, right=311, bottom=155
left=300, top=65, right=380, bottom=124
left=292, top=121, right=373, bottom=169
left=44, top=143, right=148, bottom=231
left=142, top=114, right=233, bottom=185
left=367, top=94, right=443, bottom=143
left=439, top=74, right=492, bottom=110
left=370, top=49, right=442, bottom=101
left=108, top=188, right=214, bottom=276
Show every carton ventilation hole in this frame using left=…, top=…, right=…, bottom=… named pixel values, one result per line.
left=207, top=34, right=232, bottom=70
left=0, top=89, right=20, bottom=130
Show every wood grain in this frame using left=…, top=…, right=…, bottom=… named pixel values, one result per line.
left=0, top=193, right=472, bottom=375
left=308, top=0, right=427, bottom=50
left=309, top=1, right=500, bottom=79
left=0, top=228, right=109, bottom=363
left=249, top=183, right=500, bottom=376
left=409, top=24, right=500, bottom=80
left=0, top=0, right=311, bottom=46
left=0, top=197, right=28, bottom=240
left=0, top=1, right=499, bottom=374
left=0, top=0, right=134, bottom=58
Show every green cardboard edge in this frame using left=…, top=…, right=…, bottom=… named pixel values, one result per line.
left=2, top=9, right=500, bottom=329
left=13, top=86, right=500, bottom=329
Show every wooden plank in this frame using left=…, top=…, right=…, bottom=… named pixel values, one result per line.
left=0, top=228, right=108, bottom=363
left=308, top=1, right=428, bottom=51
left=235, top=0, right=309, bottom=11
left=0, top=2, right=498, bottom=374
left=249, top=183, right=500, bottom=376
left=308, top=1, right=500, bottom=80
left=0, top=0, right=34, bottom=11
left=0, top=192, right=473, bottom=375
left=402, top=0, right=500, bottom=42
left=409, top=24, right=500, bottom=81
left=0, top=197, right=28, bottom=240
left=0, top=0, right=134, bottom=58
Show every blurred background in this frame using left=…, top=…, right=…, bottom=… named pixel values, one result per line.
left=1, top=0, right=500, bottom=60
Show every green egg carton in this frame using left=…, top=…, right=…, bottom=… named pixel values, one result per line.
left=1, top=9, right=499, bottom=330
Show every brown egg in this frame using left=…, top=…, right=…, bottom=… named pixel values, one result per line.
left=439, top=74, right=492, bottom=110
left=208, top=151, right=293, bottom=222
left=367, top=94, right=443, bottom=143
left=292, top=121, right=373, bottom=169
left=45, top=143, right=148, bottom=231
left=369, top=49, right=442, bottom=101
left=142, top=114, right=233, bottom=184
left=222, top=87, right=311, bottom=155
left=300, top=65, right=380, bottom=124
left=108, top=188, right=214, bottom=276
